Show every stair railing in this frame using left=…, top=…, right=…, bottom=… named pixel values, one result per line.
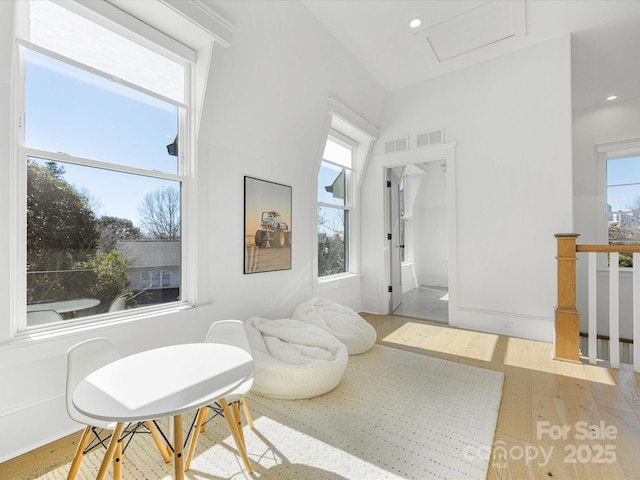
left=554, top=233, right=640, bottom=371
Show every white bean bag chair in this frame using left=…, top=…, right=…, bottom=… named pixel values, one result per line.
left=291, top=298, right=377, bottom=355
left=245, top=316, right=348, bottom=400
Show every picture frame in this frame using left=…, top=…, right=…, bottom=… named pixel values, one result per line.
left=244, top=176, right=292, bottom=274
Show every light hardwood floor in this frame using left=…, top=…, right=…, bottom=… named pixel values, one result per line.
left=365, top=313, right=640, bottom=480
left=2, top=313, right=640, bottom=480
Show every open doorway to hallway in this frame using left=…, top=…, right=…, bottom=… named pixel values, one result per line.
left=388, top=160, right=449, bottom=323
left=377, top=141, right=456, bottom=327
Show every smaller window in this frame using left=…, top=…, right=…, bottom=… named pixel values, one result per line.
left=317, top=137, right=354, bottom=277
left=607, top=155, right=640, bottom=266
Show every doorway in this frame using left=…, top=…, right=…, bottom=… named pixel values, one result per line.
left=387, top=161, right=448, bottom=322
left=379, top=142, right=457, bottom=326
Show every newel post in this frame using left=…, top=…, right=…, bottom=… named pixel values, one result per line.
left=554, top=233, right=581, bottom=362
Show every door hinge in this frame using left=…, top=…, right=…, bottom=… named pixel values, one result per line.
left=388, top=285, right=393, bottom=293
left=387, top=180, right=391, bottom=187
left=387, top=233, right=392, bottom=240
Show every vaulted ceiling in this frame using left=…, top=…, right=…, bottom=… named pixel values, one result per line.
left=301, top=0, right=640, bottom=111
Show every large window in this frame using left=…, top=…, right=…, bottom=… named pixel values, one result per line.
left=607, top=155, right=640, bottom=266
left=17, top=1, right=191, bottom=327
left=317, top=135, right=354, bottom=277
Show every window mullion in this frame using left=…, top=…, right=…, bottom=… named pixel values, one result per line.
left=317, top=202, right=350, bottom=211
left=321, top=159, right=353, bottom=171
left=608, top=182, right=640, bottom=188
left=23, top=148, right=183, bottom=183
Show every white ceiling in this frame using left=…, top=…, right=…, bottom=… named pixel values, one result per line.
left=301, top=0, right=640, bottom=111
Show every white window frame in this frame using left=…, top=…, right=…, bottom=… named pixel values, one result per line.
left=314, top=98, right=378, bottom=283
left=596, top=138, right=640, bottom=269
left=10, top=0, right=209, bottom=336
left=317, top=131, right=355, bottom=278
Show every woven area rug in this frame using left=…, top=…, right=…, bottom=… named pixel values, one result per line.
left=38, top=345, right=504, bottom=480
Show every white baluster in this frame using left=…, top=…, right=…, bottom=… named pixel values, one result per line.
left=588, top=252, right=597, bottom=365
left=634, top=253, right=640, bottom=373
left=609, top=253, right=620, bottom=368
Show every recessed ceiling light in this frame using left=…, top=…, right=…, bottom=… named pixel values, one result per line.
left=606, top=95, right=618, bottom=101
left=409, top=17, right=423, bottom=29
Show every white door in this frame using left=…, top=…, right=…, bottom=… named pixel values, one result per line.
left=388, top=168, right=403, bottom=312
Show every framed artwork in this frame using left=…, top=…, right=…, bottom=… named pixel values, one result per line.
left=244, top=176, right=292, bottom=274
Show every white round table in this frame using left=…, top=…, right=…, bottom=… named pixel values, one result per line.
left=73, top=343, right=253, bottom=480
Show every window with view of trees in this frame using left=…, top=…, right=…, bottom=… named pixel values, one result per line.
left=18, top=1, right=190, bottom=327
left=317, top=135, right=354, bottom=277
left=607, top=155, right=640, bottom=267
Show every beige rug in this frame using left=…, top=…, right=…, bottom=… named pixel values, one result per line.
left=38, top=345, right=504, bottom=479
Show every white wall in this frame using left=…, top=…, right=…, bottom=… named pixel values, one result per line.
left=413, top=168, right=448, bottom=287
left=0, top=0, right=385, bottom=462
left=400, top=173, right=422, bottom=293
left=361, top=36, right=574, bottom=341
left=573, top=96, right=640, bottom=338
left=399, top=169, right=448, bottom=292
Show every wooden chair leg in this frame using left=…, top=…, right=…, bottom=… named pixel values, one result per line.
left=173, top=415, right=185, bottom=480
left=185, top=408, right=208, bottom=471
left=96, top=423, right=125, bottom=480
left=231, top=401, right=245, bottom=448
left=199, top=407, right=210, bottom=434
left=66, top=425, right=92, bottom=480
left=113, top=439, right=123, bottom=480
left=220, top=399, right=252, bottom=474
left=240, top=398, right=254, bottom=429
left=146, top=421, right=172, bottom=462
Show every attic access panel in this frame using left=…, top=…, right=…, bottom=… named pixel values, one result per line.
left=422, top=0, right=525, bottom=62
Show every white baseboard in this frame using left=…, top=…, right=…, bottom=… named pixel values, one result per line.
left=360, top=295, right=386, bottom=315
left=358, top=297, right=553, bottom=343
left=454, top=306, right=553, bottom=342
left=0, top=394, right=81, bottom=464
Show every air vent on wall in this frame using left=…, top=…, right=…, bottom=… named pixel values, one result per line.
left=416, top=129, right=445, bottom=148
left=384, top=136, right=409, bottom=154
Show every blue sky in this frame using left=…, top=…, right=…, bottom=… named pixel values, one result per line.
left=608, top=156, right=640, bottom=212
left=25, top=48, right=179, bottom=228
left=34, top=37, right=640, bottom=235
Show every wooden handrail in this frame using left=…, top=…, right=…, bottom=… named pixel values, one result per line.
left=576, top=245, right=640, bottom=253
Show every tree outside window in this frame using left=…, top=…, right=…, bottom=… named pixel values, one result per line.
left=20, top=1, right=189, bottom=325
left=317, top=137, right=353, bottom=277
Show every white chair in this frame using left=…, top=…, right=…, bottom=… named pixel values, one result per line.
left=66, top=338, right=172, bottom=480
left=185, top=320, right=254, bottom=473
left=27, top=310, right=63, bottom=326
left=108, top=293, right=128, bottom=312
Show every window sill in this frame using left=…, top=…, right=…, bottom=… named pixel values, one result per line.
left=315, top=272, right=362, bottom=286
left=7, top=302, right=195, bottom=349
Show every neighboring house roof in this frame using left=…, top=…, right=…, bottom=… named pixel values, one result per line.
left=325, top=169, right=345, bottom=200
left=117, top=240, right=180, bottom=268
